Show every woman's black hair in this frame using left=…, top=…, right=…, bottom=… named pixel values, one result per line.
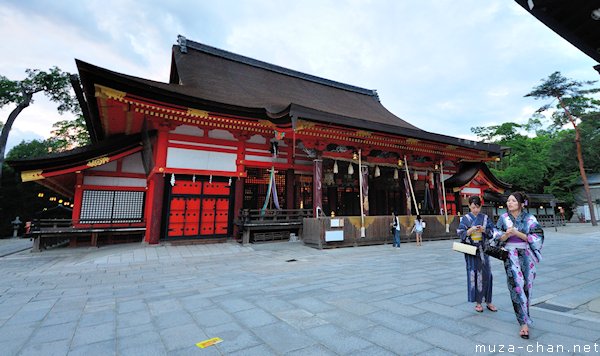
left=416, top=214, right=422, bottom=221
left=468, top=196, right=482, bottom=207
left=510, top=191, right=528, bottom=206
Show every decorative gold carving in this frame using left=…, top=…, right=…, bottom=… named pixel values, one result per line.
left=446, top=145, right=457, bottom=150
left=187, top=108, right=209, bottom=118
left=294, top=119, right=315, bottom=131
left=87, top=156, right=110, bottom=167
left=21, top=170, right=44, bottom=182
left=94, top=84, right=126, bottom=100
left=406, top=138, right=420, bottom=145
left=258, top=120, right=276, bottom=128
left=355, top=130, right=372, bottom=137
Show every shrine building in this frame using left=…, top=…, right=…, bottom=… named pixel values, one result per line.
left=8, top=36, right=509, bottom=248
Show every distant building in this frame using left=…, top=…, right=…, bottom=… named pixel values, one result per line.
left=573, top=173, right=600, bottom=222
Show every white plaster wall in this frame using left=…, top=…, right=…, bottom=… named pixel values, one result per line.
left=208, top=129, right=235, bottom=141
left=170, top=125, right=204, bottom=137
left=88, top=160, right=117, bottom=172
left=167, top=147, right=237, bottom=172
left=121, top=152, right=146, bottom=174
left=248, top=135, right=266, bottom=144
left=83, top=176, right=147, bottom=187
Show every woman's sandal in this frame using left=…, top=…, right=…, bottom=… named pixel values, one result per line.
left=486, top=304, right=498, bottom=312
left=520, top=328, right=529, bottom=339
left=475, top=304, right=483, bottom=313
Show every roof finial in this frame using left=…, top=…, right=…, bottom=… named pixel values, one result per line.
left=177, top=35, right=187, bottom=54
left=372, top=89, right=380, bottom=102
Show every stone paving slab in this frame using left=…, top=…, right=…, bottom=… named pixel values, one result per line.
left=0, top=224, right=599, bottom=355
left=0, top=238, right=32, bottom=257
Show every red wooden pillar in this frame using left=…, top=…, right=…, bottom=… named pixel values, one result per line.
left=144, top=124, right=169, bottom=244
left=232, top=131, right=249, bottom=238
left=286, top=169, right=295, bottom=209
left=233, top=177, right=244, bottom=238
left=72, top=172, right=84, bottom=225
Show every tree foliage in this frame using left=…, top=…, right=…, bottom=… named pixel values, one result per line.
left=525, top=71, right=599, bottom=225
left=473, top=72, right=600, bottom=221
left=51, top=115, right=90, bottom=149
left=0, top=67, right=81, bottom=185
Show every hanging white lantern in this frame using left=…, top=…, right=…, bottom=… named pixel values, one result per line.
left=374, top=165, right=380, bottom=177
left=394, top=169, right=399, bottom=180
left=192, top=174, right=196, bottom=183
left=228, top=177, right=232, bottom=186
left=209, top=174, right=213, bottom=184
left=348, top=163, right=354, bottom=175
left=170, top=173, right=176, bottom=186
left=333, top=160, right=338, bottom=174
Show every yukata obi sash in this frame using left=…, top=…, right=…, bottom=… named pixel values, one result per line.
left=497, top=213, right=544, bottom=263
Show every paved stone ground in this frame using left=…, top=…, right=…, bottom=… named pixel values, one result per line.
left=0, top=224, right=599, bottom=355
left=0, top=238, right=33, bottom=257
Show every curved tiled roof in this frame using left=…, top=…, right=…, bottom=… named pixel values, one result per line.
left=444, top=161, right=511, bottom=190
left=170, top=40, right=419, bottom=130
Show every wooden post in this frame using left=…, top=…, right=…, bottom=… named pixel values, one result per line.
left=144, top=124, right=169, bottom=244
left=233, top=177, right=244, bottom=238
left=286, top=169, right=295, bottom=209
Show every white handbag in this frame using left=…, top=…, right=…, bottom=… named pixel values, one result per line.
left=452, top=242, right=477, bottom=255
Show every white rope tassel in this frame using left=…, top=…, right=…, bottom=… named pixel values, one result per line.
left=404, top=156, right=419, bottom=216
left=170, top=173, right=176, bottom=186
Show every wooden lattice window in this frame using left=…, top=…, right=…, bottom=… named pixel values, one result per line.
left=80, top=190, right=145, bottom=224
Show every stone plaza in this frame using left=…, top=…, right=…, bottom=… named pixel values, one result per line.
left=0, top=224, right=599, bottom=355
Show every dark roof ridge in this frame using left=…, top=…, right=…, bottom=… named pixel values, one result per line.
left=181, top=38, right=379, bottom=98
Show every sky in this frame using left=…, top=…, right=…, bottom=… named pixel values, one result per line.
left=1, top=0, right=598, bottom=152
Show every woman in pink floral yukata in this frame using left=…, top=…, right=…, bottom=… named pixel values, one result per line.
left=493, top=192, right=544, bottom=340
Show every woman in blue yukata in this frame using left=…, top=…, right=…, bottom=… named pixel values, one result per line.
left=457, top=196, right=497, bottom=314
left=493, top=192, right=544, bottom=339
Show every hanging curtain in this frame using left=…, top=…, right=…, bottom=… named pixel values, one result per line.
left=271, top=169, right=280, bottom=209
left=261, top=168, right=277, bottom=215
left=361, top=165, right=369, bottom=216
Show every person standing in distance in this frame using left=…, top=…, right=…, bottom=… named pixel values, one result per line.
left=391, top=211, right=401, bottom=248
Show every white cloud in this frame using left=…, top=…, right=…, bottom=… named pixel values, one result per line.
left=1, top=0, right=598, bottom=147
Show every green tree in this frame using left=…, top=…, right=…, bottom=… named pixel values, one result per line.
left=488, top=133, right=552, bottom=193
left=5, top=138, right=64, bottom=160
left=544, top=130, right=578, bottom=214
left=471, top=122, right=523, bottom=142
left=51, top=115, right=90, bottom=149
left=525, top=71, right=600, bottom=226
left=0, top=67, right=79, bottom=185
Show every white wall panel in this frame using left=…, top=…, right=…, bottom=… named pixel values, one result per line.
left=167, top=147, right=237, bottom=172
left=169, top=140, right=236, bottom=151
left=89, top=160, right=117, bottom=172
left=248, top=134, right=266, bottom=144
left=170, top=125, right=204, bottom=137
left=245, top=155, right=287, bottom=164
left=121, top=152, right=146, bottom=174
left=83, top=176, right=147, bottom=187
left=208, top=129, right=235, bottom=141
